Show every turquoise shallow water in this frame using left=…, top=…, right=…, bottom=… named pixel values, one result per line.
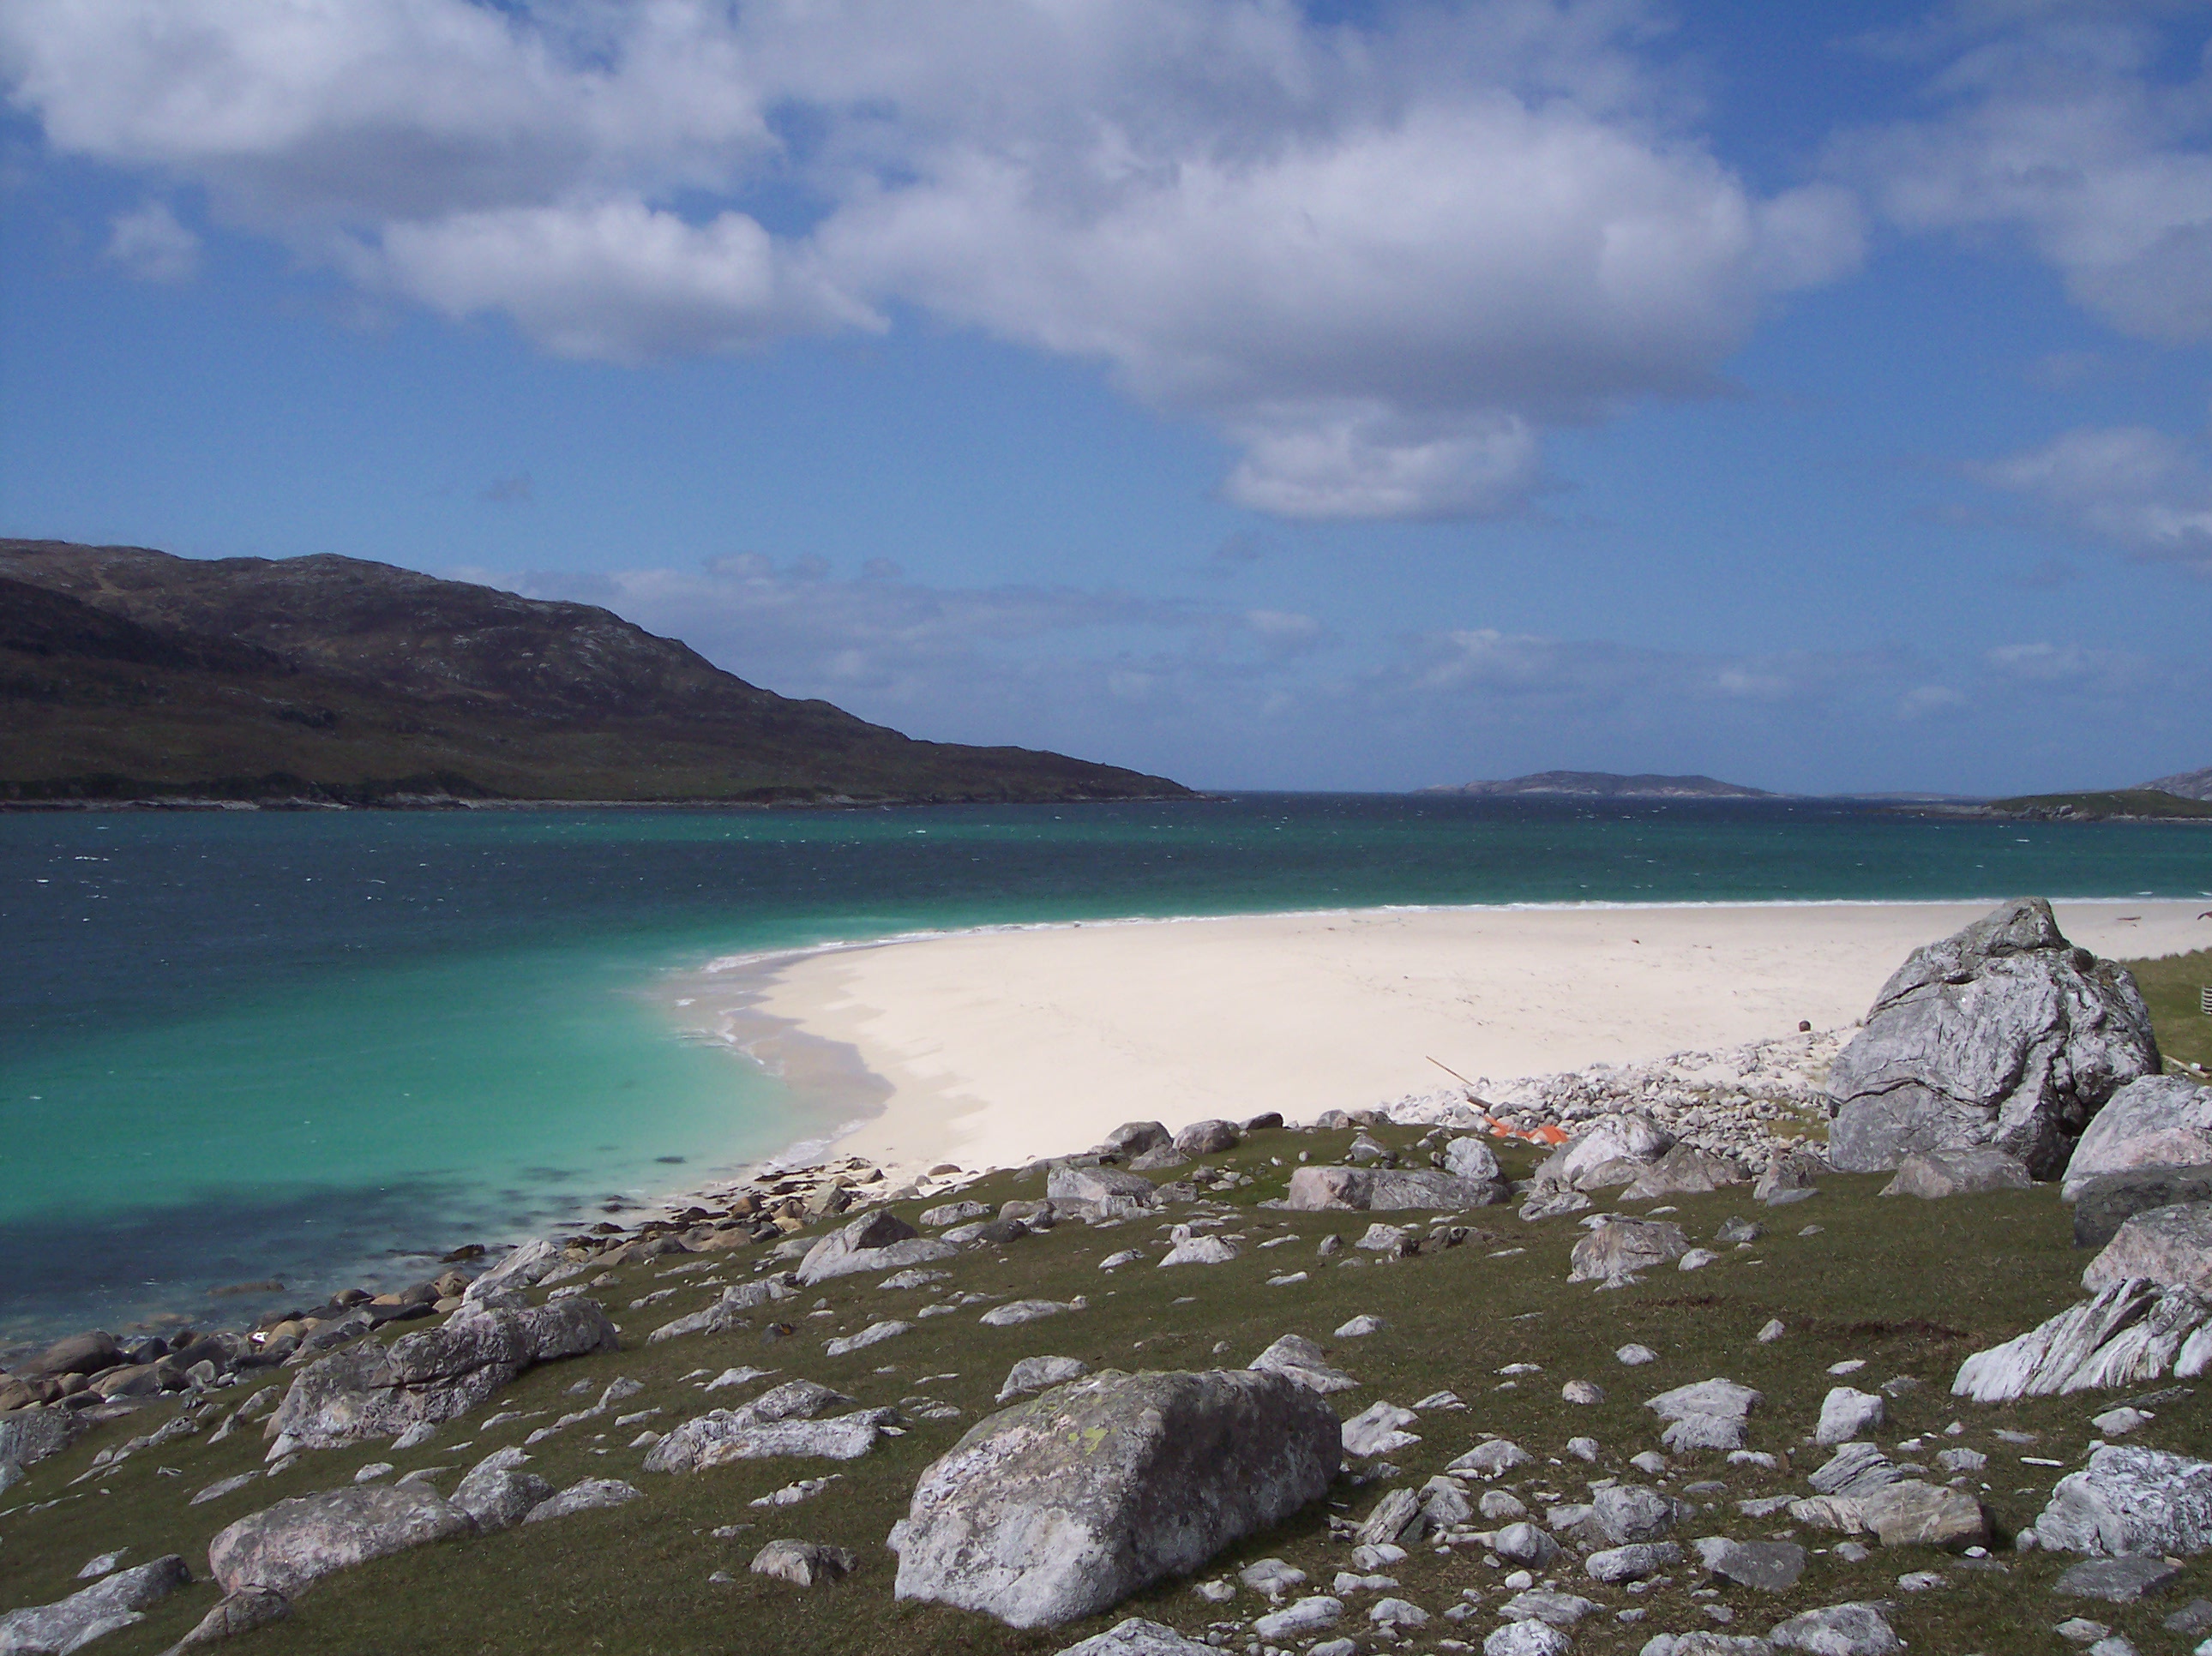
left=3, top=794, right=2208, bottom=1343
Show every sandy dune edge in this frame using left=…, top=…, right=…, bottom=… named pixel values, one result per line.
left=735, top=902, right=2209, bottom=1179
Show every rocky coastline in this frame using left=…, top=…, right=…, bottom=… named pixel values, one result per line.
left=8, top=897, right=2212, bottom=1656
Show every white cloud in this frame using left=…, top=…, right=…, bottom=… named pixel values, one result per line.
left=1970, top=425, right=2212, bottom=571
left=103, top=199, right=198, bottom=280
left=0, top=0, right=1863, bottom=519
left=1836, top=6, right=2212, bottom=342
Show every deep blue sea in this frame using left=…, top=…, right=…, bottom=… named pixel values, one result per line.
left=3, top=795, right=2207, bottom=1345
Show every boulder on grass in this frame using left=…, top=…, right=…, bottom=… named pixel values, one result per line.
left=796, top=1211, right=956, bottom=1286
left=892, top=1368, right=1339, bottom=1628
left=1531, top=1115, right=1674, bottom=1191
left=2084, top=1203, right=2212, bottom=1296
left=2073, top=1166, right=2212, bottom=1250
left=1878, top=1146, right=2032, bottom=1199
left=2035, top=1445, right=2212, bottom=1556
left=1824, top=898, right=2158, bottom=1176
left=268, top=1297, right=619, bottom=1452
left=1624, top=1144, right=1746, bottom=1200
left=0, top=1555, right=191, bottom=1653
left=1568, top=1220, right=1689, bottom=1283
left=1284, top=1167, right=1501, bottom=1212
left=208, top=1485, right=472, bottom=1597
left=2065, top=1076, right=2212, bottom=1199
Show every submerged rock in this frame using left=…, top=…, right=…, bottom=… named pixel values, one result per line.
left=1824, top=898, right=2158, bottom=1176
left=892, top=1367, right=1339, bottom=1628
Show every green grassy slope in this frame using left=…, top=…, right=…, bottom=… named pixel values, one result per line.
left=2, top=1125, right=2203, bottom=1656
left=1984, top=789, right=2212, bottom=820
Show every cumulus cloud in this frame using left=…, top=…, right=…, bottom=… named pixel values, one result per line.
left=1836, top=4, right=2212, bottom=342
left=1970, top=424, right=2212, bottom=571
left=0, top=0, right=1863, bottom=519
left=103, top=199, right=198, bottom=280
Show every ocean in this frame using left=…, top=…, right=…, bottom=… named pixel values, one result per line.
left=3, top=794, right=2207, bottom=1346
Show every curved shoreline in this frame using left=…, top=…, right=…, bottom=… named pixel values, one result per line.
left=708, top=898, right=2210, bottom=1190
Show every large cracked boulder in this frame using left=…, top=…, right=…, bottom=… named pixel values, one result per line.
left=0, top=1404, right=89, bottom=1470
left=1285, top=1166, right=1503, bottom=1212
left=796, top=1211, right=957, bottom=1286
left=892, top=1368, right=1339, bottom=1627
left=2036, top=1445, right=2212, bottom=1556
left=208, top=1483, right=473, bottom=1597
left=268, top=1297, right=619, bottom=1453
left=2065, top=1076, right=2212, bottom=1199
left=1569, top=1220, right=1690, bottom=1284
left=1825, top=898, right=2158, bottom=1176
left=1532, top=1114, right=1675, bottom=1191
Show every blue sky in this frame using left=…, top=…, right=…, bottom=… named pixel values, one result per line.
left=3, top=1, right=2209, bottom=795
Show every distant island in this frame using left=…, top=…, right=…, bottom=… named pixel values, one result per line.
left=1422, top=770, right=1774, bottom=800
left=0, top=538, right=1191, bottom=808
left=1971, top=788, right=2212, bottom=822
left=2141, top=765, right=2212, bottom=802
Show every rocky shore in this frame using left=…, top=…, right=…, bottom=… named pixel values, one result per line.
left=6, top=897, right=2212, bottom=1656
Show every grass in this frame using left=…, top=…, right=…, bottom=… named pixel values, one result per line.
left=4, top=1123, right=2209, bottom=1656
left=2121, top=947, right=2212, bottom=1076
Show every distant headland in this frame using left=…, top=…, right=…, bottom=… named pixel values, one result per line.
left=0, top=538, right=1191, bottom=809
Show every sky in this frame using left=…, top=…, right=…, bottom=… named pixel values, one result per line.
left=2, top=1, right=2209, bottom=795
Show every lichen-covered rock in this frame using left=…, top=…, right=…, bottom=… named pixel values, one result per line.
left=796, top=1212, right=957, bottom=1286
left=1825, top=898, right=2158, bottom=1176
left=2036, top=1445, right=2212, bottom=1556
left=892, top=1368, right=1339, bottom=1628
left=0, top=1555, right=190, bottom=1653
left=1569, top=1220, right=1689, bottom=1283
left=2065, top=1076, right=2212, bottom=1199
left=207, top=1485, right=471, bottom=1597
left=1878, top=1147, right=2032, bottom=1199
left=268, top=1297, right=619, bottom=1453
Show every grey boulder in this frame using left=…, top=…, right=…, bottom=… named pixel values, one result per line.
left=1767, top=1603, right=1900, bottom=1656
left=207, top=1484, right=471, bottom=1597
left=1589, top=1485, right=1688, bottom=1545
left=796, top=1212, right=956, bottom=1287
left=1625, top=1144, right=1746, bottom=1200
left=2084, top=1203, right=2212, bottom=1295
left=1878, top=1147, right=2031, bottom=1199
left=1050, top=1619, right=1217, bottom=1656
left=2054, top=1556, right=2185, bottom=1602
left=165, top=1587, right=292, bottom=1651
left=1247, top=1334, right=1357, bottom=1395
left=750, top=1539, right=857, bottom=1587
left=892, top=1367, right=1339, bottom=1628
left=2065, top=1076, right=2212, bottom=1199
left=999, top=1356, right=1092, bottom=1401
left=452, top=1448, right=553, bottom=1532
left=1534, top=1113, right=1674, bottom=1191
left=1697, top=1538, right=1806, bottom=1591
left=2073, top=1167, right=2212, bottom=1250
left=267, top=1297, right=619, bottom=1453
left=0, top=1555, right=190, bottom=1654
left=648, top=1277, right=792, bottom=1343
left=1951, top=1276, right=2209, bottom=1402
left=524, top=1478, right=642, bottom=1521
left=1824, top=897, right=2158, bottom=1177
left=1284, top=1167, right=1502, bottom=1211
left=1569, top=1219, right=1690, bottom=1284
left=1047, top=1165, right=1158, bottom=1209
left=1172, top=1119, right=1241, bottom=1155
left=2036, top=1445, right=2212, bottom=1556
left=1101, top=1121, right=1173, bottom=1157
left=0, top=1406, right=88, bottom=1471
left=1444, top=1137, right=1503, bottom=1185
left=643, top=1379, right=869, bottom=1472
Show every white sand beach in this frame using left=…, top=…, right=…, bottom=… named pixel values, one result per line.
left=736, top=901, right=2209, bottom=1180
